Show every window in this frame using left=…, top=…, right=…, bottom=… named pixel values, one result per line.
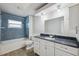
left=8, top=20, right=22, bottom=28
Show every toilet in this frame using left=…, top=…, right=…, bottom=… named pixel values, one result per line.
left=25, top=40, right=33, bottom=50
left=25, top=40, right=34, bottom=55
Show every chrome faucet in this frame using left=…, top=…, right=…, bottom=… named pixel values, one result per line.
left=76, top=26, right=78, bottom=34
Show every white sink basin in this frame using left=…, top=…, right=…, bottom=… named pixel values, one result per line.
left=44, top=37, right=55, bottom=41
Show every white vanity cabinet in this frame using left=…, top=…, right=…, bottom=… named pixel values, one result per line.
left=33, top=37, right=79, bottom=56
left=33, top=37, right=55, bottom=56
left=55, top=48, right=73, bottom=56
left=39, top=39, right=54, bottom=56
left=55, top=43, right=79, bottom=56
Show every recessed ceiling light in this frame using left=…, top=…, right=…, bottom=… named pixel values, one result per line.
left=57, top=5, right=61, bottom=9
left=17, top=6, right=21, bottom=10
left=41, top=12, right=46, bottom=15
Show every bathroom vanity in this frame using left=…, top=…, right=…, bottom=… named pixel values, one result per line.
left=32, top=34, right=79, bottom=56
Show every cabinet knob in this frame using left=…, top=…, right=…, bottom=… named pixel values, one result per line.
left=61, top=47, right=67, bottom=50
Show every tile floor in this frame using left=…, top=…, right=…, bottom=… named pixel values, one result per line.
left=2, top=47, right=35, bottom=56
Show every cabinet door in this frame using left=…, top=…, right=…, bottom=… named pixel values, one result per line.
left=40, top=44, right=46, bottom=56
left=55, top=48, right=73, bottom=56
left=39, top=39, right=45, bottom=56
left=46, top=41, right=54, bottom=56
left=46, top=46, right=54, bottom=56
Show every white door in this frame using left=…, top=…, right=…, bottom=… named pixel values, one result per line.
left=55, top=48, right=73, bottom=56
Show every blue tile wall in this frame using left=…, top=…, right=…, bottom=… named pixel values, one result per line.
left=1, top=12, right=29, bottom=41
left=24, top=17, right=29, bottom=37
left=0, top=14, right=1, bottom=41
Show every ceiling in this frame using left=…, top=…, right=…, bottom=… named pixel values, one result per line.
left=0, top=3, right=48, bottom=17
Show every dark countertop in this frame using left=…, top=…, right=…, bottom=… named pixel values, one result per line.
left=34, top=35, right=79, bottom=48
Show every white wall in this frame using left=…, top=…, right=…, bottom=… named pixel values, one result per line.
left=69, top=4, right=79, bottom=35
left=34, top=3, right=78, bottom=37
left=43, top=7, right=70, bottom=36
left=34, top=4, right=69, bottom=36
left=33, top=16, right=44, bottom=35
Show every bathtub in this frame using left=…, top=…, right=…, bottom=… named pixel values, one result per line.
left=0, top=38, right=28, bottom=55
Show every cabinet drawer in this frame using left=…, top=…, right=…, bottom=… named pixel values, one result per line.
left=46, top=41, right=54, bottom=47
left=55, top=43, right=78, bottom=55
left=40, top=39, right=54, bottom=46
left=55, top=48, right=73, bottom=56
left=34, top=38, right=39, bottom=42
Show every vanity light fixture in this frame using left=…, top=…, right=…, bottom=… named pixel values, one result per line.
left=41, top=12, right=46, bottom=15
left=57, top=4, right=61, bottom=9
left=57, top=4, right=61, bottom=12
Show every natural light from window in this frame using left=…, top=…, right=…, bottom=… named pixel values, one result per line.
left=8, top=20, right=22, bottom=28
